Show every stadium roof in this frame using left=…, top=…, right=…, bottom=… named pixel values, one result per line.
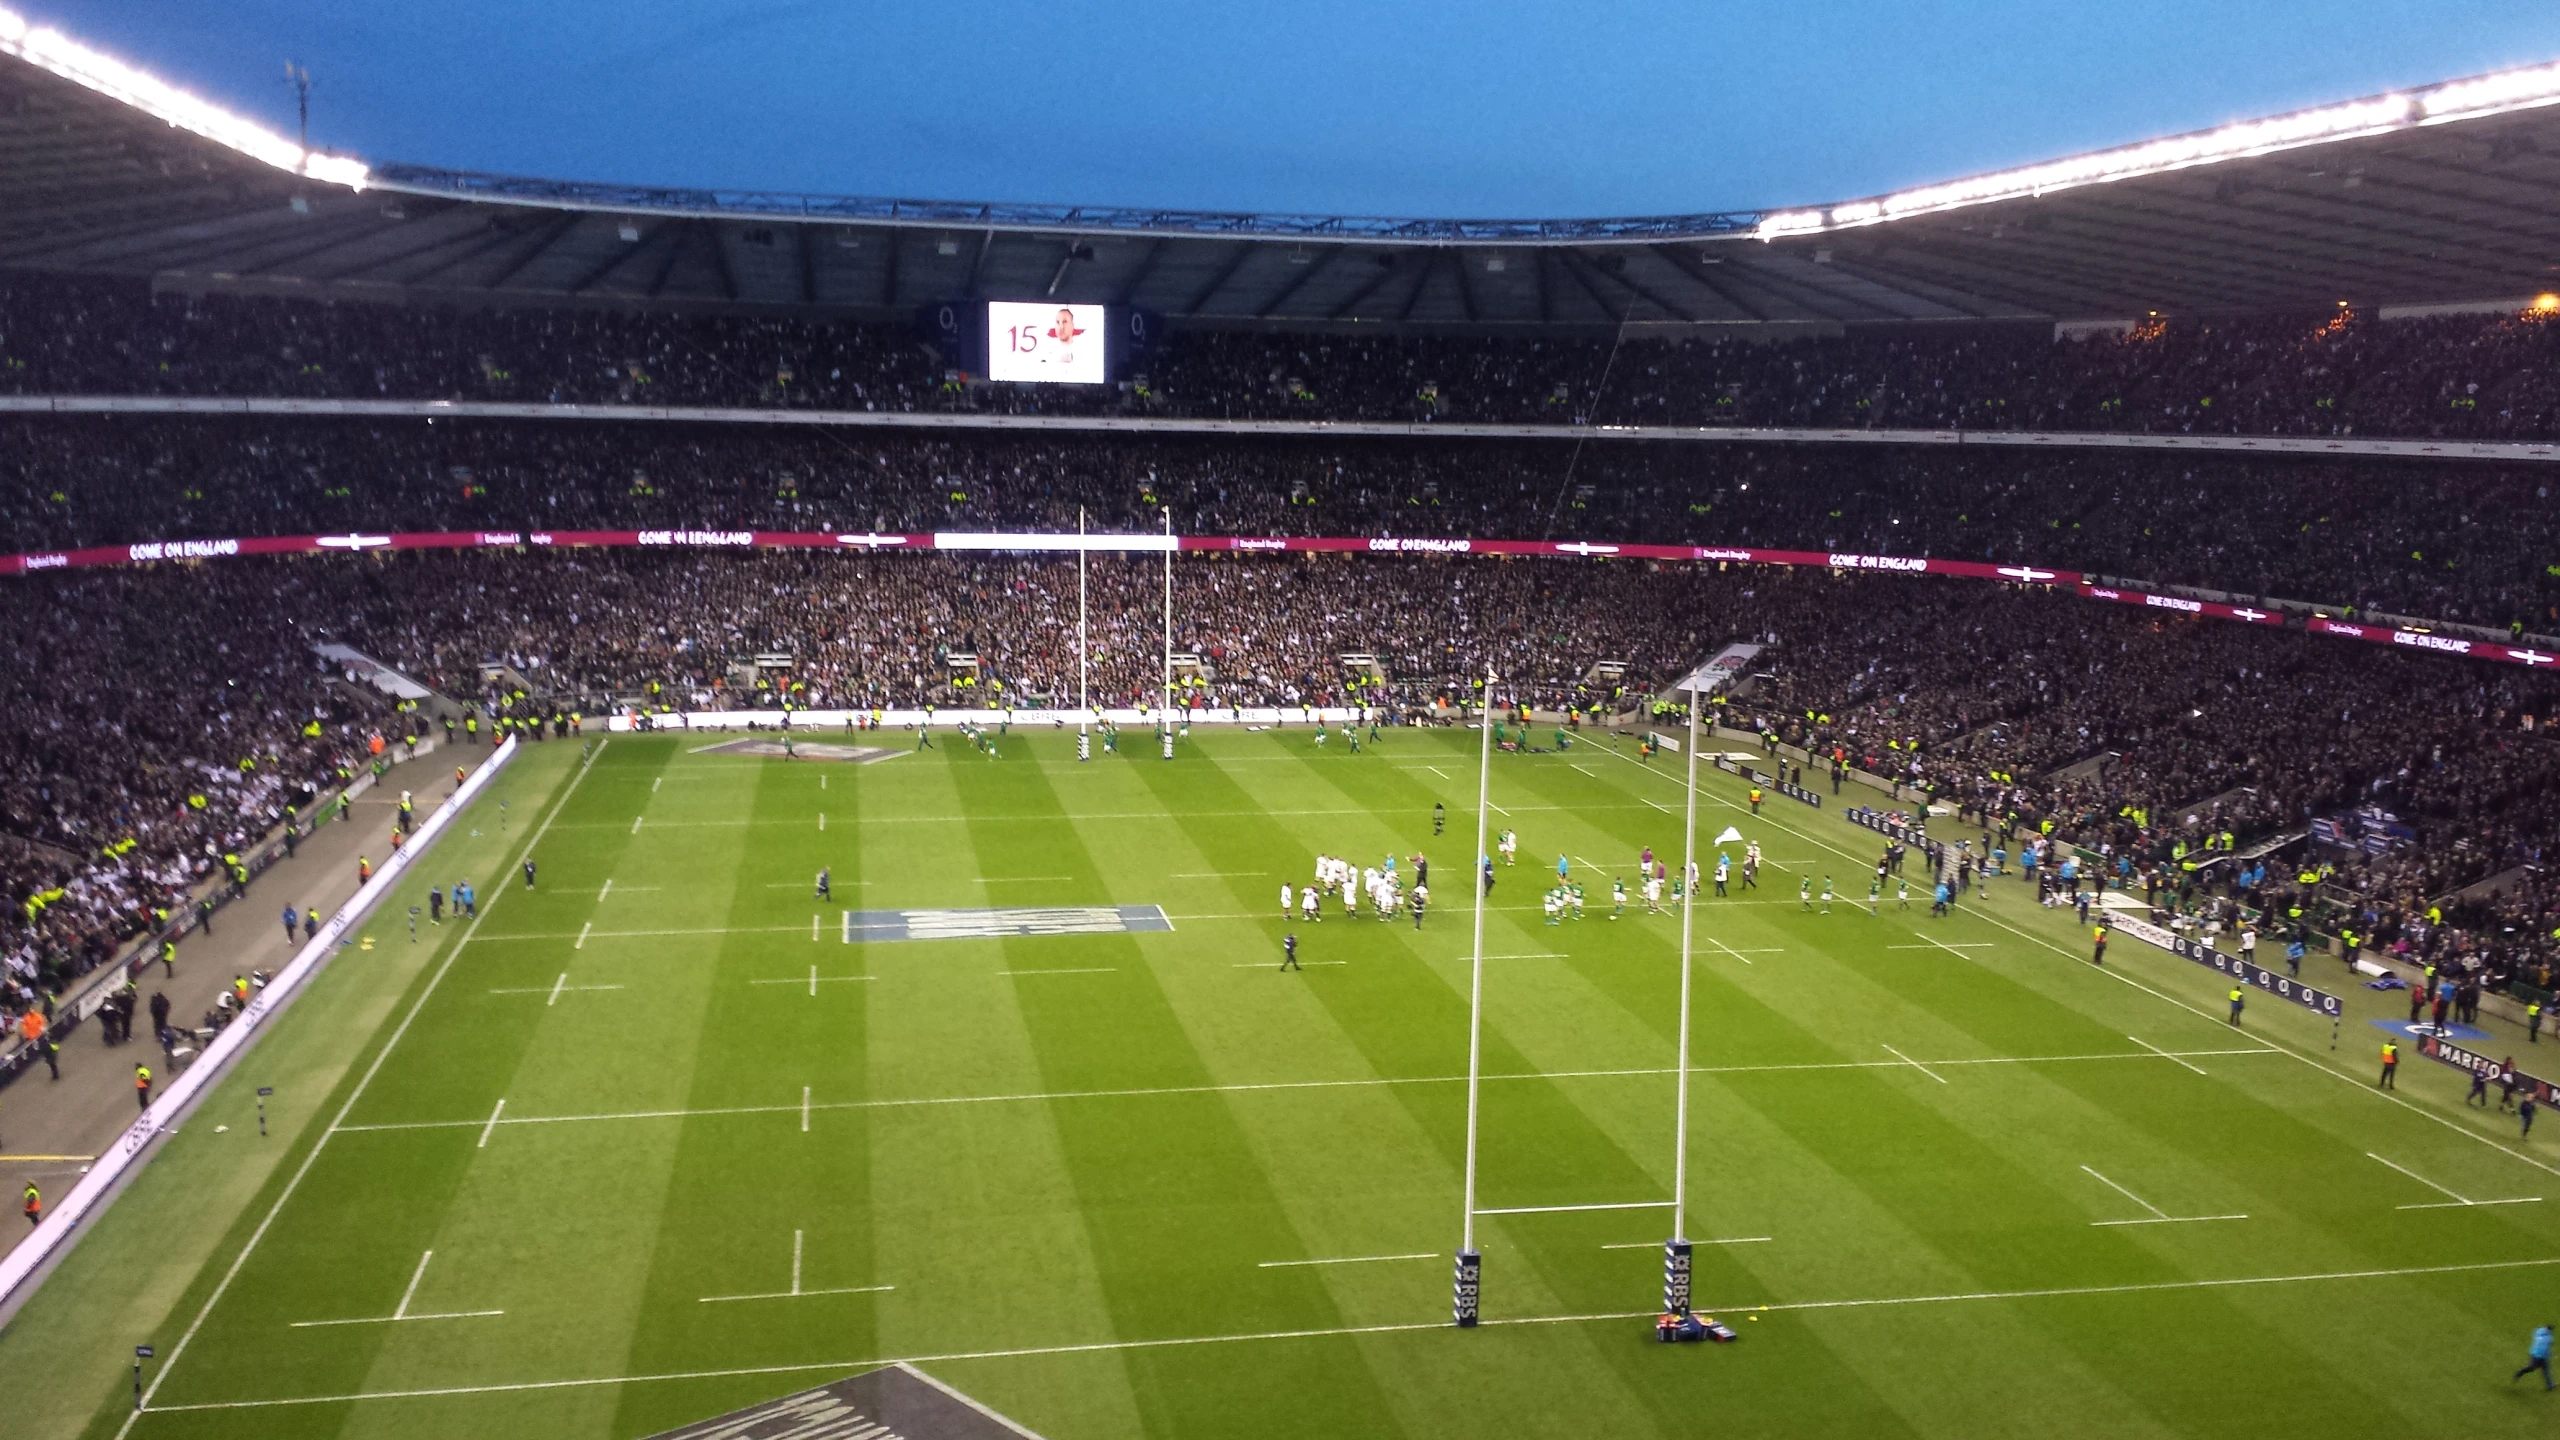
left=10, top=17, right=2560, bottom=329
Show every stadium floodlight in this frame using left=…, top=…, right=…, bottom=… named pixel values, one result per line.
left=2422, top=60, right=2560, bottom=123
left=0, top=6, right=368, bottom=189
left=1755, top=55, right=2560, bottom=241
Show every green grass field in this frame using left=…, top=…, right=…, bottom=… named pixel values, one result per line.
left=23, top=725, right=2560, bottom=1438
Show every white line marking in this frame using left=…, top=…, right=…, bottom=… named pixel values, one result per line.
left=118, top=738, right=608, bottom=1435
left=2080, top=1166, right=2167, bottom=1220
left=1881, top=1043, right=1947, bottom=1084
left=489, top=984, right=623, bottom=997
left=651, top=777, right=660, bottom=792
left=1480, top=951, right=1565, bottom=960
left=700, top=1286, right=892, bottom=1304
left=982, top=876, right=1074, bottom=883
left=2079, top=1165, right=2240, bottom=1225
left=840, top=910, right=849, bottom=944
left=818, top=812, right=825, bottom=831
left=697, top=1229, right=893, bottom=1303
left=331, top=1049, right=2280, bottom=1137
left=2368, top=1151, right=2470, bottom=1203
left=290, top=1268, right=507, bottom=1334
left=1704, top=937, right=1758, bottom=966
left=160, top=1256, right=2560, bottom=1410
left=597, top=879, right=613, bottom=902
left=820, top=774, right=826, bottom=790
left=1256, top=1253, right=1438, bottom=1268
left=630, top=815, right=642, bottom=835
left=2127, top=1035, right=2207, bottom=1075
left=749, top=974, right=872, bottom=986
left=1647, top=799, right=1675, bottom=813
left=1601, top=1237, right=1772, bottom=1250
left=1230, top=960, right=1348, bottom=966
left=1428, top=766, right=1450, bottom=780
left=477, top=1099, right=506, bottom=1149
left=393, top=1249, right=432, bottom=1318
left=2367, top=1151, right=2539, bottom=1209
left=1474, top=1201, right=1674, bottom=1215
left=999, top=967, right=1119, bottom=976
left=1888, top=943, right=1993, bottom=949
left=287, top=1308, right=505, bottom=1329
left=1573, top=764, right=1598, bottom=776
left=811, top=965, right=818, bottom=997
left=700, top=1285, right=893, bottom=1305
left=545, top=973, right=567, bottom=1007
left=1174, top=872, right=1266, bottom=878
left=801, top=1087, right=812, bottom=1134
left=574, top=921, right=591, bottom=950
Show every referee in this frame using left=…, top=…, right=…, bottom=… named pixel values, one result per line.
left=1280, top=933, right=1300, bottom=972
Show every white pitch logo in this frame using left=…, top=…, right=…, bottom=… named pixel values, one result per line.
left=1556, top=542, right=1619, bottom=556
left=1996, top=566, right=2055, bottom=582
left=316, top=534, right=391, bottom=550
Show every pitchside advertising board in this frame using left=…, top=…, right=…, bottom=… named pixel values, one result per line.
left=2420, top=1033, right=2558, bottom=1104
left=1709, top=756, right=1822, bottom=808
left=1843, top=807, right=1930, bottom=846
left=2108, top=915, right=2346, bottom=1017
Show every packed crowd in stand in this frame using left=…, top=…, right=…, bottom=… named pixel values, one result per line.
left=6, top=416, right=2558, bottom=630
left=13, top=273, right=2560, bottom=438
left=6, top=546, right=2559, bottom=1039
left=0, top=565, right=367, bottom=1023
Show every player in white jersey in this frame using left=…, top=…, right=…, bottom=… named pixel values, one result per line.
left=1281, top=883, right=1294, bottom=918
left=1302, top=885, right=1321, bottom=923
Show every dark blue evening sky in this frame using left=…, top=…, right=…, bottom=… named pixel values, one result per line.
left=26, top=1, right=2560, bottom=218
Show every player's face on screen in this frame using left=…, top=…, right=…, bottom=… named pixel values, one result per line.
left=1052, top=308, right=1078, bottom=343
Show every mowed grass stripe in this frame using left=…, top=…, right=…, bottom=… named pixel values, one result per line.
left=605, top=753, right=883, bottom=1440
left=858, top=746, right=1156, bottom=1436
left=344, top=738, right=736, bottom=1409
left=951, top=745, right=1416, bottom=1440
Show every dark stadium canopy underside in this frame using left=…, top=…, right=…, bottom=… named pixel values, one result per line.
left=11, top=50, right=2560, bottom=329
